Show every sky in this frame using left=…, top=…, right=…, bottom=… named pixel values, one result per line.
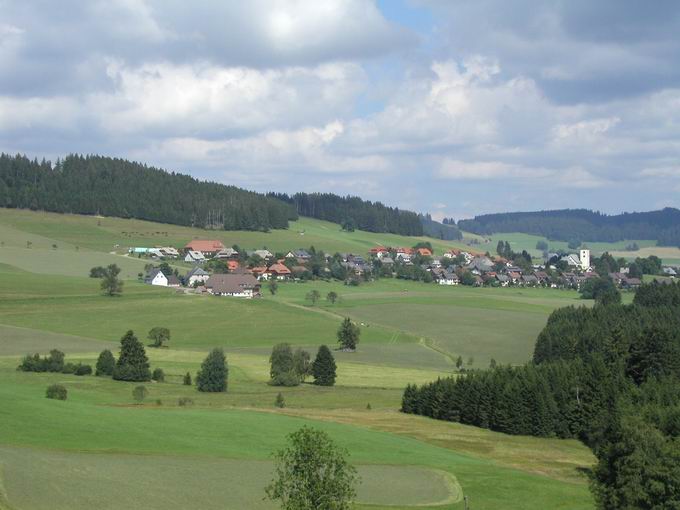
left=1, top=0, right=679, bottom=220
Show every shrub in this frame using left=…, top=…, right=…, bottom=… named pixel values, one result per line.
left=270, top=371, right=301, bottom=387
left=152, top=368, right=165, bottom=382
left=95, top=349, right=116, bottom=376
left=46, top=384, right=67, bottom=400
left=132, top=385, right=148, bottom=403
left=183, top=372, right=192, bottom=386
left=18, top=349, right=65, bottom=373
left=61, top=362, right=77, bottom=374
left=178, top=397, right=194, bottom=407
left=74, top=363, right=92, bottom=376
left=275, top=392, right=286, bottom=408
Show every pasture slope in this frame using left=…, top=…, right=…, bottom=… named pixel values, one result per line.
left=0, top=207, right=596, bottom=509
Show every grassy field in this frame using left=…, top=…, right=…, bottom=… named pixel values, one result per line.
left=0, top=208, right=599, bottom=509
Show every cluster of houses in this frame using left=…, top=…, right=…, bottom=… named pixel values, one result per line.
left=136, top=238, right=676, bottom=298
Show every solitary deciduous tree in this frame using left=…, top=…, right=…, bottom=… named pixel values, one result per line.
left=326, top=291, right=339, bottom=305
left=269, top=280, right=279, bottom=295
left=147, top=327, right=170, bottom=348
left=306, top=290, right=321, bottom=306
left=196, top=348, right=228, bottom=392
left=132, top=385, right=148, bottom=403
left=293, top=348, right=311, bottom=382
left=265, top=426, right=358, bottom=510
left=312, top=345, right=336, bottom=387
left=269, top=343, right=299, bottom=387
left=337, top=318, right=360, bottom=351
left=101, top=264, right=124, bottom=296
left=183, top=372, right=192, bottom=386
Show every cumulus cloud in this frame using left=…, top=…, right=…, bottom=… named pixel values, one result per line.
left=1, top=1, right=679, bottom=216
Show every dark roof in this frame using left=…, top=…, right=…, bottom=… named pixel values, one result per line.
left=206, top=274, right=260, bottom=295
left=166, top=275, right=180, bottom=285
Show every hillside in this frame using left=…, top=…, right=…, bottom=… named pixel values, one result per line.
left=458, top=208, right=680, bottom=247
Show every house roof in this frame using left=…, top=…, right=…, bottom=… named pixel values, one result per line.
left=187, top=267, right=210, bottom=277
left=185, top=250, right=206, bottom=260
left=416, top=247, right=433, bottom=256
left=146, top=268, right=165, bottom=280
left=268, top=263, right=291, bottom=275
left=206, top=274, right=260, bottom=294
left=184, top=240, right=225, bottom=252
left=166, top=275, right=180, bottom=285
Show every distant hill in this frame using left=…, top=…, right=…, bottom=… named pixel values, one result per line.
left=458, top=208, right=680, bottom=247
left=270, top=192, right=423, bottom=236
left=419, top=214, right=462, bottom=241
left=0, top=154, right=296, bottom=232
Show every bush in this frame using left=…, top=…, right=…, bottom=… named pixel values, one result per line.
left=270, top=371, right=301, bottom=387
left=152, top=368, right=165, bottom=382
left=275, top=392, right=286, bottom=408
left=178, top=397, right=194, bottom=406
left=46, top=384, right=67, bottom=400
left=183, top=372, right=192, bottom=386
left=74, top=363, right=92, bottom=376
left=95, top=349, right=116, bottom=376
left=61, top=362, right=77, bottom=374
left=18, top=349, right=65, bottom=373
left=132, top=385, right=148, bottom=403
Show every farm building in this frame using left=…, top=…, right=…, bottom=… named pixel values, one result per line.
left=184, top=240, right=225, bottom=257
left=206, top=274, right=261, bottom=298
left=186, top=267, right=210, bottom=286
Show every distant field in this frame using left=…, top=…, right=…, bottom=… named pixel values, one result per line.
left=485, top=232, right=680, bottom=264
left=0, top=207, right=474, bottom=261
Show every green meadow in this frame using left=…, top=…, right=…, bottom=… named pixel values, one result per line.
left=0, top=208, right=597, bottom=509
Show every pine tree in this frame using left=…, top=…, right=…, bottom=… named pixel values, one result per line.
left=183, top=372, right=192, bottom=386
left=312, top=345, right=336, bottom=386
left=113, top=330, right=151, bottom=381
left=196, top=348, right=228, bottom=392
left=95, top=349, right=116, bottom=376
left=337, top=318, right=360, bottom=351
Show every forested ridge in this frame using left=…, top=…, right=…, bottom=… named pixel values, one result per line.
left=0, top=153, right=297, bottom=231
left=0, top=153, right=434, bottom=236
left=270, top=192, right=424, bottom=236
left=458, top=208, right=680, bottom=247
left=402, top=280, right=680, bottom=507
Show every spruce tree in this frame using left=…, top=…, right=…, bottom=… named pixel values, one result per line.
left=196, top=348, right=228, bottom=392
left=312, top=345, right=336, bottom=386
left=113, top=330, right=151, bottom=381
left=337, top=318, right=360, bottom=351
left=95, top=349, right=116, bottom=376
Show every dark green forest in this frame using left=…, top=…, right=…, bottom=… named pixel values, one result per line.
left=419, top=213, right=462, bottom=241
left=458, top=208, right=680, bottom=247
left=270, top=192, right=424, bottom=236
left=0, top=154, right=296, bottom=231
left=402, top=281, right=680, bottom=507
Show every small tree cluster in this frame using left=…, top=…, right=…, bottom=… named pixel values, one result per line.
left=18, top=349, right=65, bottom=373
left=269, top=344, right=311, bottom=387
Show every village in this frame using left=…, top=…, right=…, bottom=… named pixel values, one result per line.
left=129, top=238, right=675, bottom=299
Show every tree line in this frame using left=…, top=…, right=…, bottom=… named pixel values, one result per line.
left=270, top=192, right=424, bottom=236
left=402, top=280, right=680, bottom=507
left=458, top=208, right=680, bottom=247
left=0, top=153, right=297, bottom=231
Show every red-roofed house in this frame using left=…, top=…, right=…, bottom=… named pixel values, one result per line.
left=267, top=263, right=292, bottom=280
left=184, top=240, right=225, bottom=257
left=416, top=247, right=433, bottom=257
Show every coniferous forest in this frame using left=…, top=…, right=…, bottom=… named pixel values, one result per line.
left=458, top=208, right=680, bottom=247
left=270, top=192, right=424, bottom=236
left=402, top=280, right=680, bottom=507
left=0, top=153, right=434, bottom=236
left=0, top=154, right=297, bottom=231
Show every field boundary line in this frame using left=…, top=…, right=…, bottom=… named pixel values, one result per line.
left=418, top=337, right=455, bottom=366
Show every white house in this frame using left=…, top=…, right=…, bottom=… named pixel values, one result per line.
left=186, top=267, right=210, bottom=286
left=146, top=269, right=168, bottom=286
left=254, top=249, right=274, bottom=260
left=395, top=252, right=411, bottom=263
